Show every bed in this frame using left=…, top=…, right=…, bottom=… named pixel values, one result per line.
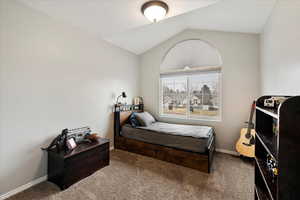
left=114, top=107, right=215, bottom=173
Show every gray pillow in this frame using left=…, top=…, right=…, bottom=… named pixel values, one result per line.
left=135, top=112, right=156, bottom=126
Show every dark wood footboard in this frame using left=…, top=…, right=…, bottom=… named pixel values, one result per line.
left=115, top=135, right=215, bottom=173
left=208, top=135, right=216, bottom=173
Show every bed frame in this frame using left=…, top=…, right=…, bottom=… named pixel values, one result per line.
left=113, top=105, right=215, bottom=173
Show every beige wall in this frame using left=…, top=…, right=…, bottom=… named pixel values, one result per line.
left=140, top=29, right=260, bottom=152
left=0, top=0, right=139, bottom=195
left=260, top=0, right=300, bottom=95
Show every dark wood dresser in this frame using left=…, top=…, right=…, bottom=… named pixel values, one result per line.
left=47, top=138, right=109, bottom=190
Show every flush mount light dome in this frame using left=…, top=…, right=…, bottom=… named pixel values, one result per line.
left=141, top=1, right=169, bottom=23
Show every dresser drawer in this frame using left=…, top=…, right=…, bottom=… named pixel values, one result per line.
left=62, top=147, right=109, bottom=188
left=65, top=144, right=108, bottom=166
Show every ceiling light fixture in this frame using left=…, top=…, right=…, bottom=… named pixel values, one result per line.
left=141, top=1, right=169, bottom=23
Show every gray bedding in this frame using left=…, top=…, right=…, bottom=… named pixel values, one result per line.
left=138, top=122, right=212, bottom=138
left=121, top=122, right=214, bottom=153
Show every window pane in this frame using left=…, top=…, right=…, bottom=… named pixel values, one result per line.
left=161, top=77, right=187, bottom=116
left=189, top=73, right=220, bottom=119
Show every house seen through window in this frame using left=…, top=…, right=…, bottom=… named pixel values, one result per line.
left=160, top=71, right=221, bottom=120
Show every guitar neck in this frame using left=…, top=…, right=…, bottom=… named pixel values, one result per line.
left=246, top=101, right=256, bottom=133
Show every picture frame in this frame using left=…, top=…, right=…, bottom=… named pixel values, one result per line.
left=66, top=138, right=77, bottom=150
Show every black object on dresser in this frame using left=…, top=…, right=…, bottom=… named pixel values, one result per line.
left=255, top=96, right=300, bottom=200
left=47, top=138, right=110, bottom=190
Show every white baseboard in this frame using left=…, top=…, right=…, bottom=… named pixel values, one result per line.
left=216, top=148, right=239, bottom=156
left=1, top=146, right=115, bottom=200
left=0, top=175, right=47, bottom=200
left=0, top=147, right=235, bottom=200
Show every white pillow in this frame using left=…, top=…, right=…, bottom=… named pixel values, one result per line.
left=135, top=112, right=156, bottom=126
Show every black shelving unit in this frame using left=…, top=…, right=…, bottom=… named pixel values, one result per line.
left=255, top=96, right=300, bottom=200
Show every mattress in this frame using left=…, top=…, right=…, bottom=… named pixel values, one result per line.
left=138, top=122, right=212, bottom=138
left=121, top=123, right=214, bottom=153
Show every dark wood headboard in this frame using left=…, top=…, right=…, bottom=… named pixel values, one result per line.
left=113, top=104, right=144, bottom=137
left=120, top=111, right=132, bottom=126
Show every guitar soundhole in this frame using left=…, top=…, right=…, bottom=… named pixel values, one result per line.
left=250, top=137, right=255, bottom=145
left=245, top=133, right=251, bottom=139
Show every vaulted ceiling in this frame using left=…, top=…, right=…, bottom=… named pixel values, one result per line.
left=19, top=0, right=276, bottom=54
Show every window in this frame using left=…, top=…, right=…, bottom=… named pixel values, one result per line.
left=160, top=71, right=221, bottom=121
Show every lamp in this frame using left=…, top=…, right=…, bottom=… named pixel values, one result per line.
left=116, top=92, right=127, bottom=104
left=141, top=1, right=169, bottom=23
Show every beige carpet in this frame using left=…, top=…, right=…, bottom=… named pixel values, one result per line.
left=8, top=150, right=254, bottom=200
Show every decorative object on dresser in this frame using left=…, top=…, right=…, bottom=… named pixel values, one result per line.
left=86, top=133, right=101, bottom=142
left=47, top=137, right=109, bottom=190
left=66, top=138, right=77, bottom=150
left=67, top=126, right=92, bottom=143
left=113, top=104, right=215, bottom=173
left=42, top=127, right=94, bottom=153
left=255, top=95, right=300, bottom=200
left=236, top=101, right=256, bottom=158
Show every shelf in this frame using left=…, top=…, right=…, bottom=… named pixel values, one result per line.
left=256, top=132, right=277, bottom=161
left=113, top=104, right=143, bottom=112
left=255, top=187, right=260, bottom=200
left=256, top=186, right=271, bottom=200
left=255, top=158, right=276, bottom=200
left=256, top=106, right=278, bottom=119
left=255, top=95, right=300, bottom=200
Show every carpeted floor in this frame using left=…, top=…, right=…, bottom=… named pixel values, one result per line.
left=7, top=150, right=254, bottom=200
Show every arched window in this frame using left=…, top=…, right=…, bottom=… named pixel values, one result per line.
left=160, top=39, right=222, bottom=121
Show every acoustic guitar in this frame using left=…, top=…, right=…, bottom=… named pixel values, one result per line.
left=236, top=101, right=256, bottom=158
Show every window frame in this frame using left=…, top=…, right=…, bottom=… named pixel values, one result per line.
left=159, top=70, right=222, bottom=122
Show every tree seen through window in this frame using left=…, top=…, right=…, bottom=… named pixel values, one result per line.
left=161, top=72, right=220, bottom=119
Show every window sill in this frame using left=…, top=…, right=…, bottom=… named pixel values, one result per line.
left=159, top=114, right=222, bottom=122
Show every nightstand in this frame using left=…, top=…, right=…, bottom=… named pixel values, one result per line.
left=47, top=138, right=109, bottom=189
